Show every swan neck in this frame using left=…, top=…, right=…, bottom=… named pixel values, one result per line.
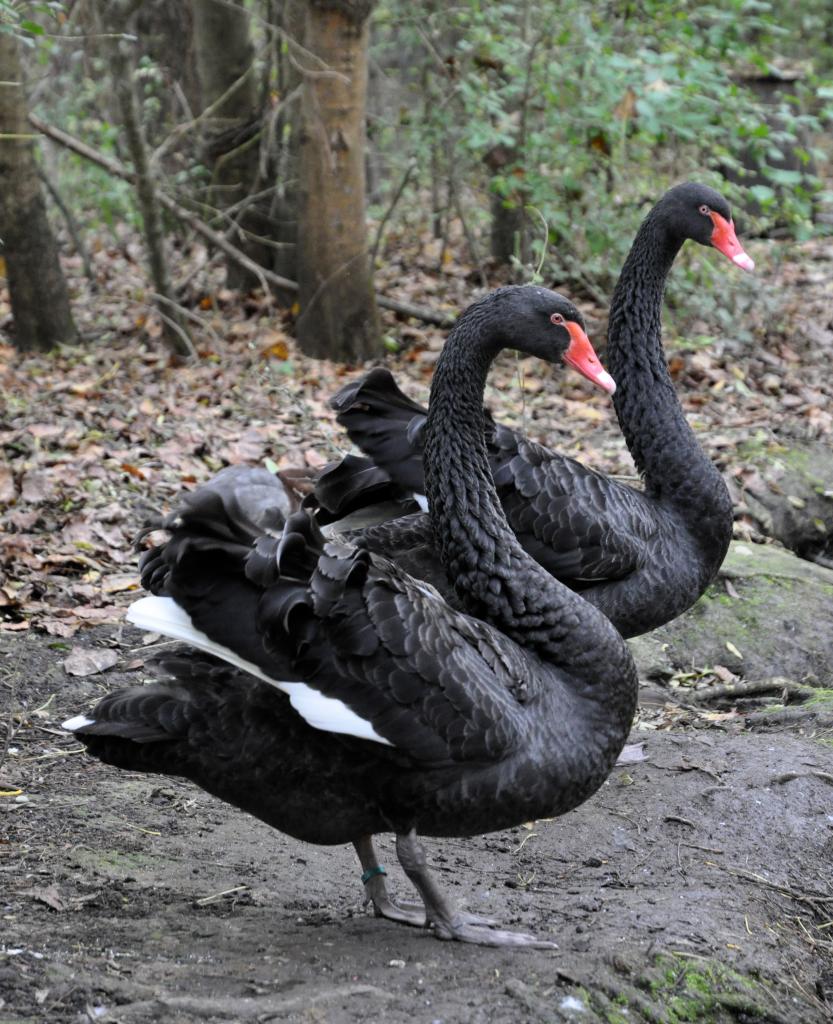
left=423, top=314, right=633, bottom=687
left=607, top=214, right=723, bottom=511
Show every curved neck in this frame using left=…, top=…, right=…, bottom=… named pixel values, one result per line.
left=423, top=313, right=631, bottom=688
left=607, top=212, right=727, bottom=518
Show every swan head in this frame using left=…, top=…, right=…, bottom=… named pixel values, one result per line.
left=485, top=286, right=616, bottom=395
left=660, top=183, right=755, bottom=273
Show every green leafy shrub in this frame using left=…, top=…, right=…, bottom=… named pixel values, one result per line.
left=372, top=0, right=833, bottom=332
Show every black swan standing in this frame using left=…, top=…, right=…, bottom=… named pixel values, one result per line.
left=63, top=287, right=638, bottom=948
left=324, top=182, right=755, bottom=637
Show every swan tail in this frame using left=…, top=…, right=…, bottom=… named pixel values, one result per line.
left=329, top=368, right=512, bottom=497
left=329, top=368, right=428, bottom=494
left=128, top=519, right=394, bottom=747
left=307, top=453, right=417, bottom=528
left=135, top=475, right=323, bottom=685
left=61, top=655, right=288, bottom=773
left=62, top=674, right=199, bottom=774
left=330, top=366, right=427, bottom=421
left=138, top=466, right=294, bottom=596
left=128, top=468, right=399, bottom=749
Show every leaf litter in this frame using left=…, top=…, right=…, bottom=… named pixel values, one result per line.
left=2, top=230, right=832, bottom=641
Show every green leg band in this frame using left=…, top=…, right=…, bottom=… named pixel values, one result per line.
left=361, top=865, right=387, bottom=884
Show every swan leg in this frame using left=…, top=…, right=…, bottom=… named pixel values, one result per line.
left=395, top=831, right=557, bottom=949
left=353, top=835, right=426, bottom=926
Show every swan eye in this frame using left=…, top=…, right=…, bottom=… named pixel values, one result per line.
left=698, top=204, right=711, bottom=215
left=550, top=313, right=565, bottom=326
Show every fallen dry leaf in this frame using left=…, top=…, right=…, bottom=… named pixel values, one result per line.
left=24, top=885, right=68, bottom=913
left=616, top=743, right=648, bottom=765
left=27, top=423, right=65, bottom=440
left=101, top=573, right=139, bottom=594
left=41, top=619, right=79, bottom=638
left=20, top=470, right=56, bottom=504
left=0, top=466, right=16, bottom=503
left=63, top=646, right=120, bottom=676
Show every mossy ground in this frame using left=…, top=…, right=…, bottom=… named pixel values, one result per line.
left=629, top=541, right=833, bottom=686
left=643, top=954, right=775, bottom=1023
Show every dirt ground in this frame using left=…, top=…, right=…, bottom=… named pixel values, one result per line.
left=2, top=626, right=832, bottom=1024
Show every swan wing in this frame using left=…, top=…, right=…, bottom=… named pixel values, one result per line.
left=256, top=530, right=536, bottom=766
left=500, top=439, right=656, bottom=581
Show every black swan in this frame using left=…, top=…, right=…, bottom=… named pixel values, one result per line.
left=325, top=182, right=754, bottom=637
left=63, top=287, right=638, bottom=948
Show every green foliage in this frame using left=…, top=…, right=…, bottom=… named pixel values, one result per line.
left=9, top=0, right=833, bottom=345
left=44, top=59, right=141, bottom=232
left=372, top=0, right=833, bottom=331
left=0, top=1, right=66, bottom=45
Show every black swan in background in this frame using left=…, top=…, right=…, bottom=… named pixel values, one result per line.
left=324, top=182, right=755, bottom=638
left=63, top=287, right=638, bottom=948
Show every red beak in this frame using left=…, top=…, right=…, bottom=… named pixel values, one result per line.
left=562, top=321, right=616, bottom=395
left=709, top=211, right=754, bottom=272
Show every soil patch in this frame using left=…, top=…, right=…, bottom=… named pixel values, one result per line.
left=2, top=627, right=832, bottom=1023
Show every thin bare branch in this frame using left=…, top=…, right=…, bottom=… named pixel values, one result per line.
left=150, top=41, right=272, bottom=169
left=96, top=6, right=192, bottom=358
left=29, top=114, right=456, bottom=328
left=369, top=159, right=417, bottom=268
left=37, top=164, right=96, bottom=285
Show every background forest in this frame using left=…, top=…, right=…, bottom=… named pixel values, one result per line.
left=2, top=0, right=832, bottom=359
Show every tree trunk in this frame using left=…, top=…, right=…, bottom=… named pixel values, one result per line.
left=0, top=35, right=77, bottom=353
left=192, top=0, right=266, bottom=290
left=135, top=0, right=201, bottom=132
left=485, top=144, right=527, bottom=268
left=296, top=0, right=380, bottom=362
left=100, top=1, right=193, bottom=360
left=269, top=0, right=305, bottom=304
left=489, top=192, right=526, bottom=267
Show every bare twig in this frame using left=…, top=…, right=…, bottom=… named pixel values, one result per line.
left=45, top=973, right=394, bottom=1021
left=194, top=884, right=249, bottom=906
left=744, top=707, right=833, bottom=727
left=770, top=770, right=833, bottom=787
left=369, top=159, right=417, bottom=268
left=150, top=42, right=271, bottom=169
left=148, top=293, right=222, bottom=349
left=151, top=304, right=200, bottom=359
left=36, top=165, right=95, bottom=284
left=0, top=671, right=16, bottom=776
left=450, top=178, right=488, bottom=290
left=685, top=677, right=816, bottom=703
left=98, top=6, right=192, bottom=359
left=29, top=114, right=456, bottom=328
left=21, top=747, right=86, bottom=763
left=727, top=865, right=833, bottom=906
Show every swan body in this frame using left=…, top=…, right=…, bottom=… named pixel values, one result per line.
left=64, top=287, right=638, bottom=947
left=326, top=183, right=753, bottom=637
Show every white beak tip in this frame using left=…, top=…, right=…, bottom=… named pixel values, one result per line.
left=597, top=370, right=616, bottom=396
left=733, top=252, right=755, bottom=272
